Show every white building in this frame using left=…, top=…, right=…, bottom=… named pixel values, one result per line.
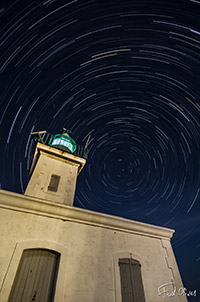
left=0, top=131, right=187, bottom=302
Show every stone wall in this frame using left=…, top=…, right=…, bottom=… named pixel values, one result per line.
left=0, top=190, right=187, bottom=302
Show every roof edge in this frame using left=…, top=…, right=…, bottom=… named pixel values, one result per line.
left=0, top=189, right=174, bottom=240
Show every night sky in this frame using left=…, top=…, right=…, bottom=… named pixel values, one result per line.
left=0, top=0, right=200, bottom=300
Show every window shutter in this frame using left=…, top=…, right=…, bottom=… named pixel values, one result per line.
left=119, top=258, right=146, bottom=302
left=48, top=174, right=60, bottom=192
left=8, top=249, right=60, bottom=302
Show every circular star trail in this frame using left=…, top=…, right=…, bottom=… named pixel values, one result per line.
left=0, top=0, right=200, bottom=293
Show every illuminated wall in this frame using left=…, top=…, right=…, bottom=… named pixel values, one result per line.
left=0, top=190, right=187, bottom=302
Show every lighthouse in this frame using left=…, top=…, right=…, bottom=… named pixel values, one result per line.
left=0, top=129, right=187, bottom=302
left=24, top=129, right=87, bottom=206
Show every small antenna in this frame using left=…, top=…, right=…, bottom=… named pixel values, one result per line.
left=63, top=128, right=72, bottom=134
left=84, top=135, right=91, bottom=149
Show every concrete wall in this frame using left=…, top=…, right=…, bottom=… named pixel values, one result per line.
left=0, top=190, right=187, bottom=302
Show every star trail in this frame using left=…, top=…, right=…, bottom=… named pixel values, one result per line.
left=0, top=0, right=200, bottom=298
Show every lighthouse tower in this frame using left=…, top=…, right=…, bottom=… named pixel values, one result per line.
left=25, top=129, right=87, bottom=206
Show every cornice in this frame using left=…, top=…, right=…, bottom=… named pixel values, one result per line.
left=0, top=189, right=174, bottom=240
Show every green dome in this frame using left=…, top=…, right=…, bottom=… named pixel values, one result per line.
left=49, top=132, right=76, bottom=153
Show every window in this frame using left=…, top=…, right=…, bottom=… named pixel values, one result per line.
left=8, top=249, right=60, bottom=302
left=48, top=174, right=60, bottom=192
left=119, top=258, right=146, bottom=302
left=51, top=138, right=74, bottom=152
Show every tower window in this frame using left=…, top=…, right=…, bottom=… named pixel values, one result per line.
left=119, top=258, right=146, bottom=302
left=48, top=174, right=60, bottom=192
left=8, top=249, right=60, bottom=302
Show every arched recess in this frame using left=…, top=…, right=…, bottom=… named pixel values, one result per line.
left=0, top=240, right=68, bottom=302
left=8, top=248, right=60, bottom=302
left=113, top=251, right=146, bottom=302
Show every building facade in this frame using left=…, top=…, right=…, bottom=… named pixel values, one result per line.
left=0, top=131, right=187, bottom=302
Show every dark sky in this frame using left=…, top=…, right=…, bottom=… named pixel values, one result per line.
left=0, top=0, right=200, bottom=299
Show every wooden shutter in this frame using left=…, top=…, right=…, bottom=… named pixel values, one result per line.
left=8, top=249, right=60, bottom=302
left=48, top=174, right=60, bottom=192
left=119, top=258, right=146, bottom=302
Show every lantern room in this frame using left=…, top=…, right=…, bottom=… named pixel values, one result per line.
left=49, top=130, right=76, bottom=153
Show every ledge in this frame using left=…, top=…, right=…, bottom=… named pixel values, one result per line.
left=0, top=189, right=174, bottom=240
left=37, top=142, right=86, bottom=173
